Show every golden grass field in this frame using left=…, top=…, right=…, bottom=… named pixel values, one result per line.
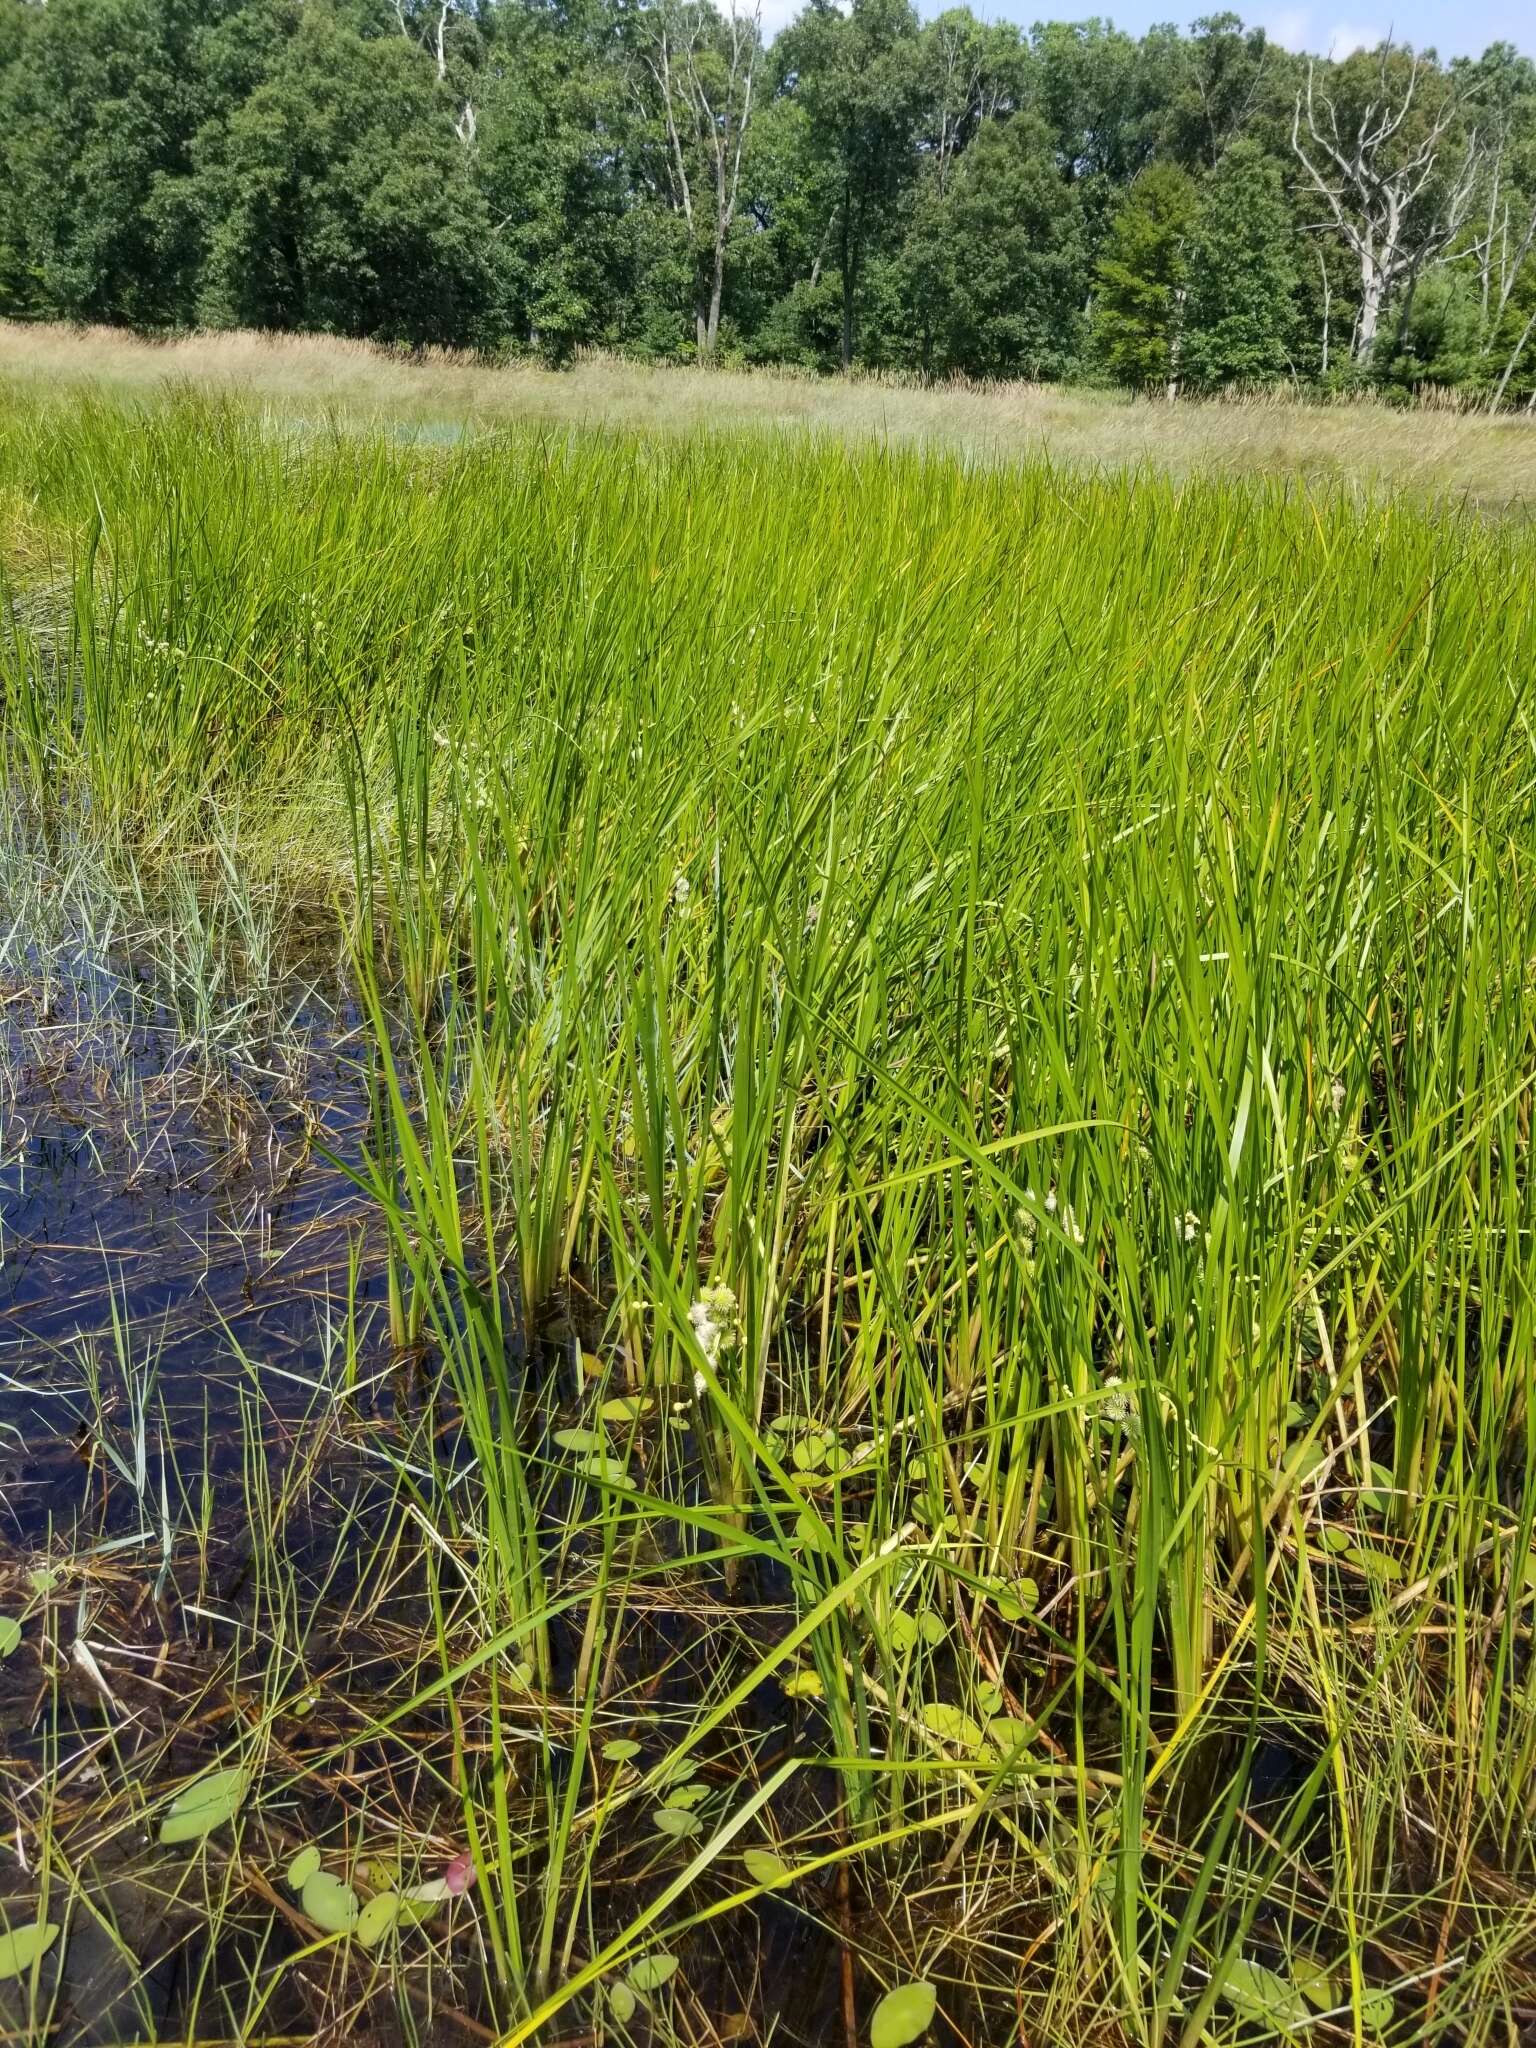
left=4, top=318, right=1534, bottom=511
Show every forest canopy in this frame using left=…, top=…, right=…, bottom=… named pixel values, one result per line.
left=1, top=0, right=1533, bottom=405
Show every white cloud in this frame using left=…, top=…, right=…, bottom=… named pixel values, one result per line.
left=1265, top=7, right=1313, bottom=49
left=1263, top=7, right=1388, bottom=53
left=1322, top=18, right=1388, bottom=53
left=749, top=0, right=823, bottom=35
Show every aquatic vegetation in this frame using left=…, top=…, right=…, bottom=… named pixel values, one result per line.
left=0, top=391, right=1534, bottom=2045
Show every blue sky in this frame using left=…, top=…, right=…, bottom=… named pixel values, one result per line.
left=1075, top=2, right=1529, bottom=59
left=757, top=0, right=1530, bottom=62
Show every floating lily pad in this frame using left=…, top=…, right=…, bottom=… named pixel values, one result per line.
left=919, top=1703, right=986, bottom=1751
left=602, top=1739, right=642, bottom=1763
left=1291, top=1955, right=1339, bottom=2011
left=0, top=1618, right=21, bottom=1659
left=554, top=1427, right=606, bottom=1455
left=986, top=1714, right=1031, bottom=1751
left=160, top=1766, right=248, bottom=1846
left=991, top=1579, right=1039, bottom=1621
left=651, top=1806, right=702, bottom=1838
left=1320, top=1525, right=1352, bottom=1555
left=1346, top=1543, right=1404, bottom=1582
left=0, top=1921, right=59, bottom=1982
left=600, top=1396, right=653, bottom=1424
left=887, top=1613, right=922, bottom=1656
left=627, top=1952, right=679, bottom=1992
left=742, top=1849, right=791, bottom=1887
left=301, top=1870, right=360, bottom=1934
left=792, top=1429, right=840, bottom=1473
left=870, top=1979, right=937, bottom=2048
left=356, top=1892, right=401, bottom=1948
left=577, top=1454, right=631, bottom=1485
left=608, top=1979, right=638, bottom=2021
left=665, top=1782, right=709, bottom=1811
left=1221, top=1957, right=1309, bottom=2029
left=286, top=1846, right=322, bottom=1890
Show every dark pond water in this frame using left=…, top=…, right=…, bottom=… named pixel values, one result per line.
left=0, top=906, right=387, bottom=1545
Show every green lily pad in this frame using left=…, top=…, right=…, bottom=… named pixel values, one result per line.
left=159, top=1766, right=248, bottom=1846
left=986, top=1714, right=1031, bottom=1751
left=1291, top=1955, right=1339, bottom=2011
left=1346, top=1543, right=1405, bottom=1582
left=600, top=1396, right=653, bottom=1424
left=608, top=1979, right=638, bottom=2021
left=651, top=1806, right=702, bottom=1838
left=554, top=1427, right=606, bottom=1454
left=991, top=1577, right=1040, bottom=1620
left=0, top=1618, right=21, bottom=1659
left=301, top=1869, right=360, bottom=1934
left=1360, top=1988, right=1393, bottom=2028
left=286, top=1845, right=322, bottom=1890
left=356, top=1892, right=401, bottom=1948
left=602, top=1739, right=641, bottom=1763
left=887, top=1612, right=922, bottom=1656
left=870, top=1979, right=937, bottom=2048
left=0, top=1921, right=59, bottom=1982
left=627, top=1952, right=679, bottom=1992
left=742, top=1849, right=791, bottom=1887
left=665, top=1783, right=709, bottom=1810
left=1222, top=1957, right=1309, bottom=2029
left=792, top=1430, right=839, bottom=1473
left=576, top=1454, right=631, bottom=1485
left=919, top=1703, right=986, bottom=1751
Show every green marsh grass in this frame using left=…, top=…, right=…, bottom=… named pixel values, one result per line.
left=1, top=391, right=1535, bottom=2044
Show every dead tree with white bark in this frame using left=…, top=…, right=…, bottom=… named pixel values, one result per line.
left=395, top=0, right=479, bottom=151
left=645, top=0, right=761, bottom=359
left=1292, top=48, right=1482, bottom=367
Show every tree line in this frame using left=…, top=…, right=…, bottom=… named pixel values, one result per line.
left=1, top=0, right=1534, bottom=405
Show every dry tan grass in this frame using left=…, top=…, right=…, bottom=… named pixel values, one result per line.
left=3, top=318, right=1534, bottom=510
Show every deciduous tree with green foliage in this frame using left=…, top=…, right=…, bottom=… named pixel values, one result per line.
left=901, top=114, right=1085, bottom=380
left=1181, top=139, right=1296, bottom=387
left=1092, top=162, right=1196, bottom=393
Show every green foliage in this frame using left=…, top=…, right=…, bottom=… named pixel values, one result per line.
left=1181, top=140, right=1297, bottom=388
left=901, top=114, right=1086, bottom=380
left=1092, top=163, right=1196, bottom=391
left=195, top=3, right=498, bottom=344
left=2, top=390, right=1536, bottom=2038
left=0, top=4, right=1530, bottom=390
